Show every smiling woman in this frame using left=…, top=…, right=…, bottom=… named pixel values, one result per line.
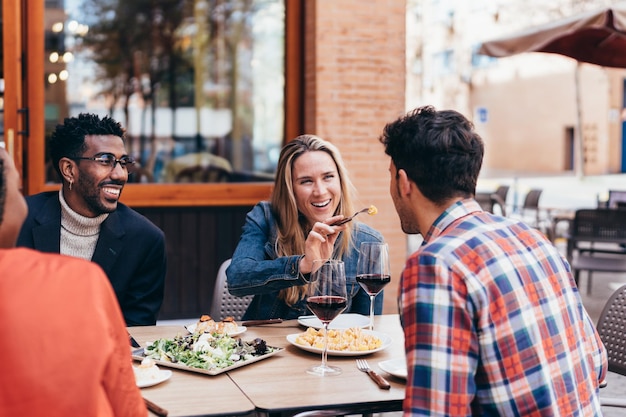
left=225, top=135, right=386, bottom=321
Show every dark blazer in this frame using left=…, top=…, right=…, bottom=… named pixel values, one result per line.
left=17, top=191, right=167, bottom=326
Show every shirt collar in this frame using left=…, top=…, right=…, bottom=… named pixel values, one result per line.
left=422, top=198, right=483, bottom=244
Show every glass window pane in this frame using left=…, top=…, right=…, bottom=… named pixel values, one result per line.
left=45, top=0, right=284, bottom=184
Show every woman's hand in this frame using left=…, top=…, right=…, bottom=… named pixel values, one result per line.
left=300, top=216, right=346, bottom=274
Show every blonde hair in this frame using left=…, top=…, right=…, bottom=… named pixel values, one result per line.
left=270, top=135, right=356, bottom=305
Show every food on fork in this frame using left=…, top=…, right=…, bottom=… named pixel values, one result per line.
left=295, top=327, right=382, bottom=352
left=331, top=205, right=379, bottom=226
left=194, top=315, right=239, bottom=335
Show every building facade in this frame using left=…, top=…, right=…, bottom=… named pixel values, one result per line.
left=407, top=0, right=626, bottom=177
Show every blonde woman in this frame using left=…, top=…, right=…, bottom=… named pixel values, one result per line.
left=227, top=135, right=384, bottom=320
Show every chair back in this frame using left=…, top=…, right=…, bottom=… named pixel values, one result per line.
left=570, top=209, right=626, bottom=242
left=608, top=190, right=626, bottom=209
left=522, top=188, right=543, bottom=210
left=475, top=192, right=507, bottom=217
left=475, top=192, right=494, bottom=212
left=495, top=185, right=510, bottom=204
left=210, top=259, right=253, bottom=321
left=596, top=284, right=626, bottom=376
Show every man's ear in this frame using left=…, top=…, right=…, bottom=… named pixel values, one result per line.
left=59, top=157, right=75, bottom=183
left=397, top=168, right=412, bottom=197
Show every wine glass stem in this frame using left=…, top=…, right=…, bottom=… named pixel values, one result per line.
left=369, top=295, right=375, bottom=330
left=321, top=323, right=329, bottom=369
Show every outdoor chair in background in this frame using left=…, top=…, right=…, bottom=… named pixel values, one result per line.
left=475, top=192, right=507, bottom=216
left=596, top=284, right=626, bottom=408
left=520, top=188, right=544, bottom=224
left=566, top=209, right=626, bottom=294
left=510, top=188, right=550, bottom=234
left=495, top=185, right=510, bottom=206
left=607, top=190, right=626, bottom=209
left=210, top=259, right=253, bottom=321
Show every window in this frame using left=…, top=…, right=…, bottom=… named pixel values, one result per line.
left=44, top=0, right=287, bottom=185
left=432, top=49, right=455, bottom=75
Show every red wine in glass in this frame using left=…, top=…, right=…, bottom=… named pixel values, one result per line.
left=307, top=295, right=348, bottom=323
left=356, top=274, right=391, bottom=296
left=356, top=242, right=391, bottom=330
left=306, top=259, right=347, bottom=376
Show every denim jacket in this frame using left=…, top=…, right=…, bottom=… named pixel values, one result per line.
left=226, top=201, right=385, bottom=320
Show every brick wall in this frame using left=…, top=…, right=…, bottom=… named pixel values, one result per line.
left=304, top=0, right=407, bottom=313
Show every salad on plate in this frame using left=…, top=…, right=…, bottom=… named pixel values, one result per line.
left=136, top=332, right=281, bottom=375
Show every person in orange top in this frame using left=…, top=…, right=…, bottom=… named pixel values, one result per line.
left=0, top=147, right=146, bottom=416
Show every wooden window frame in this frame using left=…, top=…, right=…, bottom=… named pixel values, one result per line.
left=18, top=0, right=303, bottom=207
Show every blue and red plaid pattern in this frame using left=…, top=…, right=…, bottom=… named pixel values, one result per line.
left=400, top=199, right=607, bottom=416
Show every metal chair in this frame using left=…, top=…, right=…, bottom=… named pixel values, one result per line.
left=475, top=192, right=507, bottom=217
left=607, top=190, right=626, bottom=209
left=521, top=188, right=543, bottom=223
left=596, top=284, right=626, bottom=408
left=209, top=259, right=253, bottom=321
left=566, top=209, right=626, bottom=294
left=495, top=184, right=510, bottom=206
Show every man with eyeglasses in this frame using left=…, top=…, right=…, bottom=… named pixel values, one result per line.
left=17, top=113, right=167, bottom=326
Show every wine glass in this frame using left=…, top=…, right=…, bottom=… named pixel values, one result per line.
left=306, top=259, right=347, bottom=376
left=356, top=242, right=391, bottom=330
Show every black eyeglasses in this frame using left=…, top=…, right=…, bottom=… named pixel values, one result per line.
left=71, top=153, right=136, bottom=169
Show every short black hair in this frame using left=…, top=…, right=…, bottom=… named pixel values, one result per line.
left=49, top=113, right=126, bottom=179
left=380, top=105, right=484, bottom=204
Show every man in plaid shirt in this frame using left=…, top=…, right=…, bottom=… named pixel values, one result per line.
left=379, top=106, right=607, bottom=416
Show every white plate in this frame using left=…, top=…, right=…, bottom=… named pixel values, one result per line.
left=135, top=369, right=172, bottom=388
left=378, top=358, right=407, bottom=379
left=286, top=330, right=392, bottom=356
left=185, top=323, right=247, bottom=337
left=297, top=313, right=370, bottom=330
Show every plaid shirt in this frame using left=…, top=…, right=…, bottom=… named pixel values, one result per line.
left=400, top=199, right=607, bottom=416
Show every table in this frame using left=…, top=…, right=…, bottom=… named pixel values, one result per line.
left=229, top=315, right=406, bottom=416
left=128, top=326, right=256, bottom=417
left=129, top=315, right=406, bottom=417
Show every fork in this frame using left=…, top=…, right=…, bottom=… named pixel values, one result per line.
left=356, top=359, right=390, bottom=389
left=331, top=207, right=371, bottom=226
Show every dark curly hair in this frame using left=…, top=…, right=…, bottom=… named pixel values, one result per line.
left=379, top=105, right=484, bottom=205
left=49, top=113, right=126, bottom=179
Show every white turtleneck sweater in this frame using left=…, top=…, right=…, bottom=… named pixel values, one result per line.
left=59, top=190, right=109, bottom=261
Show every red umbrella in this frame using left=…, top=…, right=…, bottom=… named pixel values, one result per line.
left=478, top=5, right=626, bottom=177
left=478, top=5, right=626, bottom=68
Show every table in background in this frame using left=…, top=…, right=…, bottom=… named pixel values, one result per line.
left=129, top=315, right=406, bottom=417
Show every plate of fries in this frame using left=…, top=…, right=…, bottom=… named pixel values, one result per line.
left=286, top=327, right=392, bottom=356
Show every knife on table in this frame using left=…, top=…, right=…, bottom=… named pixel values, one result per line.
left=364, top=368, right=391, bottom=390
left=144, top=397, right=169, bottom=416
left=128, top=332, right=141, bottom=348
left=241, top=318, right=283, bottom=326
